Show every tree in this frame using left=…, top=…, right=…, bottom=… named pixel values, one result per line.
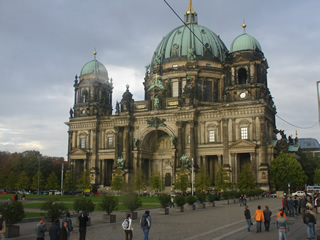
left=5, top=172, right=17, bottom=190
left=149, top=170, right=162, bottom=192
left=111, top=169, right=124, bottom=194
left=134, top=168, right=146, bottom=194
left=270, top=151, right=307, bottom=191
left=31, top=170, right=45, bottom=191
left=123, top=192, right=142, bottom=215
left=15, top=171, right=30, bottom=190
left=40, top=199, right=67, bottom=223
left=73, top=198, right=95, bottom=214
left=174, top=166, right=189, bottom=192
left=63, top=170, right=76, bottom=191
left=298, top=151, right=320, bottom=186
left=45, top=171, right=60, bottom=190
left=314, top=166, right=320, bottom=185
left=214, top=165, right=232, bottom=192
left=0, top=200, right=24, bottom=226
left=195, top=166, right=210, bottom=191
left=99, top=196, right=119, bottom=215
left=237, top=163, right=257, bottom=191
left=77, top=170, right=92, bottom=193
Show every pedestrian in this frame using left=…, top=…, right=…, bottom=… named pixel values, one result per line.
left=301, top=196, right=307, bottom=220
left=60, top=220, right=68, bottom=240
left=36, top=218, right=47, bottom=240
left=276, top=208, right=287, bottom=220
left=122, top=213, right=133, bottom=240
left=62, top=212, right=73, bottom=240
left=244, top=206, right=252, bottom=232
left=0, top=214, right=6, bottom=240
left=78, top=211, right=88, bottom=240
left=287, top=196, right=294, bottom=217
left=263, top=205, right=272, bottom=231
left=304, top=207, right=316, bottom=240
left=276, top=212, right=290, bottom=240
left=49, top=219, right=60, bottom=240
left=243, top=195, right=247, bottom=206
left=282, top=196, right=288, bottom=216
left=254, top=205, right=264, bottom=233
left=170, top=196, right=175, bottom=208
left=239, top=195, right=243, bottom=206
left=309, top=207, right=317, bottom=238
left=140, top=210, right=151, bottom=240
left=294, top=197, right=299, bottom=216
left=314, top=195, right=318, bottom=214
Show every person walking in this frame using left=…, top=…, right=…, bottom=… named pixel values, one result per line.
left=254, top=205, right=264, bottom=233
left=287, top=197, right=294, bottom=217
left=304, top=207, right=316, bottom=240
left=60, top=220, right=68, bottom=240
left=294, top=197, right=299, bottom=216
left=170, top=196, right=175, bottom=208
left=36, top=218, right=47, bottom=240
left=276, top=212, right=290, bottom=240
left=239, top=195, right=243, bottom=206
left=263, top=205, right=272, bottom=231
left=78, top=211, right=88, bottom=240
left=301, top=196, right=307, bottom=220
left=243, top=195, right=247, bottom=206
left=62, top=212, right=73, bottom=240
left=140, top=210, right=151, bottom=240
left=244, top=206, right=252, bottom=232
left=0, top=214, right=6, bottom=240
left=122, top=214, right=133, bottom=240
left=49, top=219, right=60, bottom=240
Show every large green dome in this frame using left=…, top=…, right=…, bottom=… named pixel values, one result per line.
left=80, top=59, right=108, bottom=79
left=230, top=32, right=262, bottom=53
left=151, top=24, right=228, bottom=67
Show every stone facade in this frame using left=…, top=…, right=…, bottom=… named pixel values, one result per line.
left=65, top=2, right=277, bottom=191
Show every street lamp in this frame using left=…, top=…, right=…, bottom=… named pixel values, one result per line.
left=37, top=156, right=40, bottom=195
left=191, top=158, right=194, bottom=196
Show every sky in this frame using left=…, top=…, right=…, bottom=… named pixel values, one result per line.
left=1, top=0, right=320, bottom=159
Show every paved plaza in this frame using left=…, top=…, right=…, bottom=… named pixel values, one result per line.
left=9, top=197, right=317, bottom=240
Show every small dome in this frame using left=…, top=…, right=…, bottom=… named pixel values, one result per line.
left=230, top=33, right=262, bottom=53
left=80, top=59, right=108, bottom=79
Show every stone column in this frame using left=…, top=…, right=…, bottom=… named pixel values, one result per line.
left=259, top=116, right=267, bottom=165
left=114, top=127, right=120, bottom=165
left=232, top=119, right=236, bottom=142
left=222, top=118, right=229, bottom=166
left=176, top=121, right=184, bottom=164
left=189, top=121, right=195, bottom=164
left=252, top=117, right=256, bottom=140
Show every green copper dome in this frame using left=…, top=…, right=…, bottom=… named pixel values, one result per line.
left=151, top=24, right=228, bottom=67
left=230, top=32, right=262, bottom=53
left=80, top=59, right=108, bottom=79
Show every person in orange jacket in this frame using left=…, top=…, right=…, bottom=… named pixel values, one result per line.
left=254, top=205, right=265, bottom=233
left=276, top=208, right=287, bottom=220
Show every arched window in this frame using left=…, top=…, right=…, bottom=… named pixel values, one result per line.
left=238, top=68, right=247, bottom=84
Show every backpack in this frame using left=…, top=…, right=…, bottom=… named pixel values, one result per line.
left=304, top=215, right=310, bottom=224
left=122, top=219, right=129, bottom=229
left=141, top=215, right=148, bottom=227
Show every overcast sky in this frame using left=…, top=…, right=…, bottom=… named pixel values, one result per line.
left=1, top=0, right=319, bottom=158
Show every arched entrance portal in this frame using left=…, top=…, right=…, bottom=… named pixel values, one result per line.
left=140, top=130, right=175, bottom=189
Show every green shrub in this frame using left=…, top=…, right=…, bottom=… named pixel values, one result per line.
left=174, top=195, right=185, bottom=207
left=207, top=193, right=217, bottom=202
left=186, top=195, right=197, bottom=205
left=40, top=199, right=67, bottom=223
left=123, top=192, right=142, bottom=214
left=73, top=197, right=95, bottom=214
left=157, top=194, right=171, bottom=208
left=99, top=196, right=119, bottom=215
left=0, top=200, right=24, bottom=226
left=196, top=192, right=206, bottom=203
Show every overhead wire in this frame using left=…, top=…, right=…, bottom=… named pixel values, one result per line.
left=163, top=0, right=318, bottom=130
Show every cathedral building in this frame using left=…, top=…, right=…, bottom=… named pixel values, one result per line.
left=65, top=0, right=277, bottom=191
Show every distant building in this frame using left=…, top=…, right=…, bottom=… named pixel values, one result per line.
left=65, top=1, right=280, bottom=190
left=298, top=138, right=320, bottom=157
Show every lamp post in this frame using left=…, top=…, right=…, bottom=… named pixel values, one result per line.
left=37, top=156, right=40, bottom=195
left=61, top=160, right=64, bottom=195
left=191, top=158, right=194, bottom=196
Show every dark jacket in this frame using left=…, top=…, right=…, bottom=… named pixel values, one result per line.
left=263, top=209, right=272, bottom=221
left=304, top=212, right=316, bottom=224
left=49, top=224, right=60, bottom=240
left=60, top=226, right=68, bottom=240
left=78, top=214, right=89, bottom=229
left=244, top=209, right=251, bottom=219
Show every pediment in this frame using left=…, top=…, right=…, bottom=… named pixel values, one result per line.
left=229, top=140, right=257, bottom=152
left=70, top=148, right=88, bottom=156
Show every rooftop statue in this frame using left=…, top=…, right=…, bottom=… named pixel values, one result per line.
left=180, top=154, right=189, bottom=167
left=117, top=157, right=124, bottom=169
